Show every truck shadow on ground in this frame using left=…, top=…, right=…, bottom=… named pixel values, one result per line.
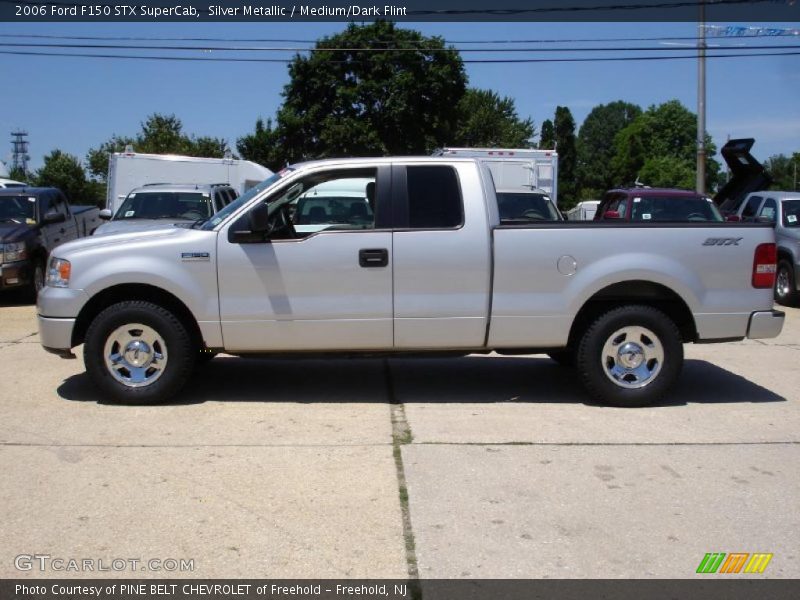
left=0, top=291, right=34, bottom=307
left=56, top=355, right=784, bottom=406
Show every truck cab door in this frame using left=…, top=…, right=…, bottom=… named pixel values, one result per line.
left=216, top=166, right=394, bottom=352
left=391, top=163, right=493, bottom=349
left=55, top=192, right=79, bottom=241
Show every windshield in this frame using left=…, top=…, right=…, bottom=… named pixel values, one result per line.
left=497, top=192, right=560, bottom=222
left=0, top=195, right=36, bottom=223
left=783, top=199, right=800, bottom=227
left=200, top=169, right=292, bottom=230
left=629, top=195, right=723, bottom=222
left=115, top=192, right=211, bottom=221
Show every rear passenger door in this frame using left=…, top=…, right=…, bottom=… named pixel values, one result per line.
left=391, top=163, right=492, bottom=349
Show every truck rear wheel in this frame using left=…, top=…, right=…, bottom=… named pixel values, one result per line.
left=84, top=301, right=196, bottom=403
left=774, top=260, right=798, bottom=306
left=576, top=305, right=683, bottom=407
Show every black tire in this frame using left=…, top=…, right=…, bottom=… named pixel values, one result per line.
left=576, top=305, right=683, bottom=407
left=27, top=259, right=46, bottom=302
left=774, top=259, right=798, bottom=306
left=546, top=349, right=575, bottom=367
left=196, top=349, right=219, bottom=364
left=83, top=301, right=196, bottom=403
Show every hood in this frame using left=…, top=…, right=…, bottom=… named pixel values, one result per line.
left=92, top=219, right=188, bottom=237
left=0, top=221, right=35, bottom=243
left=714, top=138, right=772, bottom=213
left=53, top=224, right=197, bottom=259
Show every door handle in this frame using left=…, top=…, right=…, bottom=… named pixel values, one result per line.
left=59, top=228, right=65, bottom=234
left=359, top=248, right=389, bottom=268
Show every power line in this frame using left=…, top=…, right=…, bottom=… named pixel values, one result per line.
left=1, top=48, right=797, bottom=64
left=0, top=32, right=797, bottom=44
left=1, top=41, right=798, bottom=53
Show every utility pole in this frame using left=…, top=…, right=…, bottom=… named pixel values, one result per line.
left=10, top=129, right=30, bottom=175
left=696, top=1, right=706, bottom=194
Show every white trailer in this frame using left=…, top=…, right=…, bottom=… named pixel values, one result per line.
left=106, top=151, right=273, bottom=214
left=433, top=147, right=559, bottom=206
left=566, top=200, right=601, bottom=221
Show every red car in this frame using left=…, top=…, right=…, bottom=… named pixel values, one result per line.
left=595, top=187, right=723, bottom=222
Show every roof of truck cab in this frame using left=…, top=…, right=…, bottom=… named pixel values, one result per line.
left=606, top=187, right=704, bottom=197
left=126, top=183, right=234, bottom=194
left=291, top=156, right=481, bottom=169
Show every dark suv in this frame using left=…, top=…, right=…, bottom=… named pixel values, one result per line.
left=595, top=188, right=723, bottom=223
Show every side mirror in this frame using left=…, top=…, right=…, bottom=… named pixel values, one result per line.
left=602, top=210, right=621, bottom=220
left=41, top=211, right=66, bottom=225
left=229, top=203, right=271, bottom=244
left=249, top=202, right=270, bottom=232
left=99, top=209, right=113, bottom=220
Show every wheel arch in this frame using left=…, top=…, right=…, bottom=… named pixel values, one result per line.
left=72, top=283, right=203, bottom=349
left=567, top=280, right=697, bottom=348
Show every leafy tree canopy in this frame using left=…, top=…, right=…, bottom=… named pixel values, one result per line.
left=452, top=88, right=535, bottom=148
left=539, top=119, right=555, bottom=150
left=554, top=106, right=578, bottom=208
left=35, top=149, right=103, bottom=205
left=576, top=100, right=642, bottom=199
left=611, top=99, right=720, bottom=191
left=764, top=153, right=799, bottom=191
left=87, top=114, right=229, bottom=180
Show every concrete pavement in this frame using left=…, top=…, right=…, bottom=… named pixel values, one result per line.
left=0, top=303, right=797, bottom=579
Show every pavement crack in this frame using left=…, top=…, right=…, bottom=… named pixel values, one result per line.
left=384, top=359, right=421, bottom=597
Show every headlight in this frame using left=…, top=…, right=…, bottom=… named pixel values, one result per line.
left=46, top=257, right=71, bottom=288
left=1, top=242, right=27, bottom=262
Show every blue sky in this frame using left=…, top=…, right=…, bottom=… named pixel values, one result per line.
left=0, top=20, right=798, bottom=172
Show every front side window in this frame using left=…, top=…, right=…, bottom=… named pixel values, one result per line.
left=406, top=166, right=463, bottom=229
left=115, top=192, right=212, bottom=220
left=759, top=198, right=777, bottom=222
left=291, top=176, right=376, bottom=233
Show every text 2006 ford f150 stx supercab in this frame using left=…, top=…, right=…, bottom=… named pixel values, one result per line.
left=37, top=158, right=784, bottom=406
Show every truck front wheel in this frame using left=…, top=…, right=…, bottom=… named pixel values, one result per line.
left=84, top=301, right=196, bottom=403
left=576, top=305, right=683, bottom=407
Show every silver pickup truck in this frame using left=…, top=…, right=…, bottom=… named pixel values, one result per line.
left=37, top=158, right=784, bottom=407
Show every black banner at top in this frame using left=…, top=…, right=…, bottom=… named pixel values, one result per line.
left=1, top=0, right=799, bottom=22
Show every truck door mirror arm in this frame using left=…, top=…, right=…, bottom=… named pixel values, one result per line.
left=228, top=203, right=273, bottom=244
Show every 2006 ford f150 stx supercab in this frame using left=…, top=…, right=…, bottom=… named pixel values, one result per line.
left=37, top=158, right=784, bottom=406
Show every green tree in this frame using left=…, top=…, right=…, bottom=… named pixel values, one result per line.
left=255, top=21, right=466, bottom=167
left=7, top=166, right=32, bottom=183
left=453, top=88, right=535, bottom=148
left=611, top=99, right=720, bottom=191
left=237, top=118, right=282, bottom=169
left=539, top=119, right=555, bottom=149
left=576, top=100, right=641, bottom=199
left=35, top=150, right=103, bottom=205
left=554, top=106, right=578, bottom=208
left=87, top=114, right=229, bottom=180
left=764, top=153, right=800, bottom=191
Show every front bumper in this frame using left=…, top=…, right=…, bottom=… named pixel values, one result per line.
left=747, top=310, right=785, bottom=339
left=0, top=259, right=32, bottom=290
left=38, top=315, right=77, bottom=357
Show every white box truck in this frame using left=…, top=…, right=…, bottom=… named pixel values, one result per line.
left=433, top=147, right=559, bottom=206
left=105, top=151, right=273, bottom=215
left=566, top=200, right=601, bottom=221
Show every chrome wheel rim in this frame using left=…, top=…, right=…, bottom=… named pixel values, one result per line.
left=776, top=266, right=791, bottom=298
left=103, top=323, right=168, bottom=388
left=601, top=325, right=664, bottom=389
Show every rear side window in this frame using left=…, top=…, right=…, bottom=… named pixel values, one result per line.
left=406, top=166, right=463, bottom=229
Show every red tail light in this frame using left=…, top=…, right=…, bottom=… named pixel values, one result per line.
left=752, top=243, right=777, bottom=288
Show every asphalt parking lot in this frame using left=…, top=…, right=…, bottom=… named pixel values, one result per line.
left=1, top=299, right=798, bottom=579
